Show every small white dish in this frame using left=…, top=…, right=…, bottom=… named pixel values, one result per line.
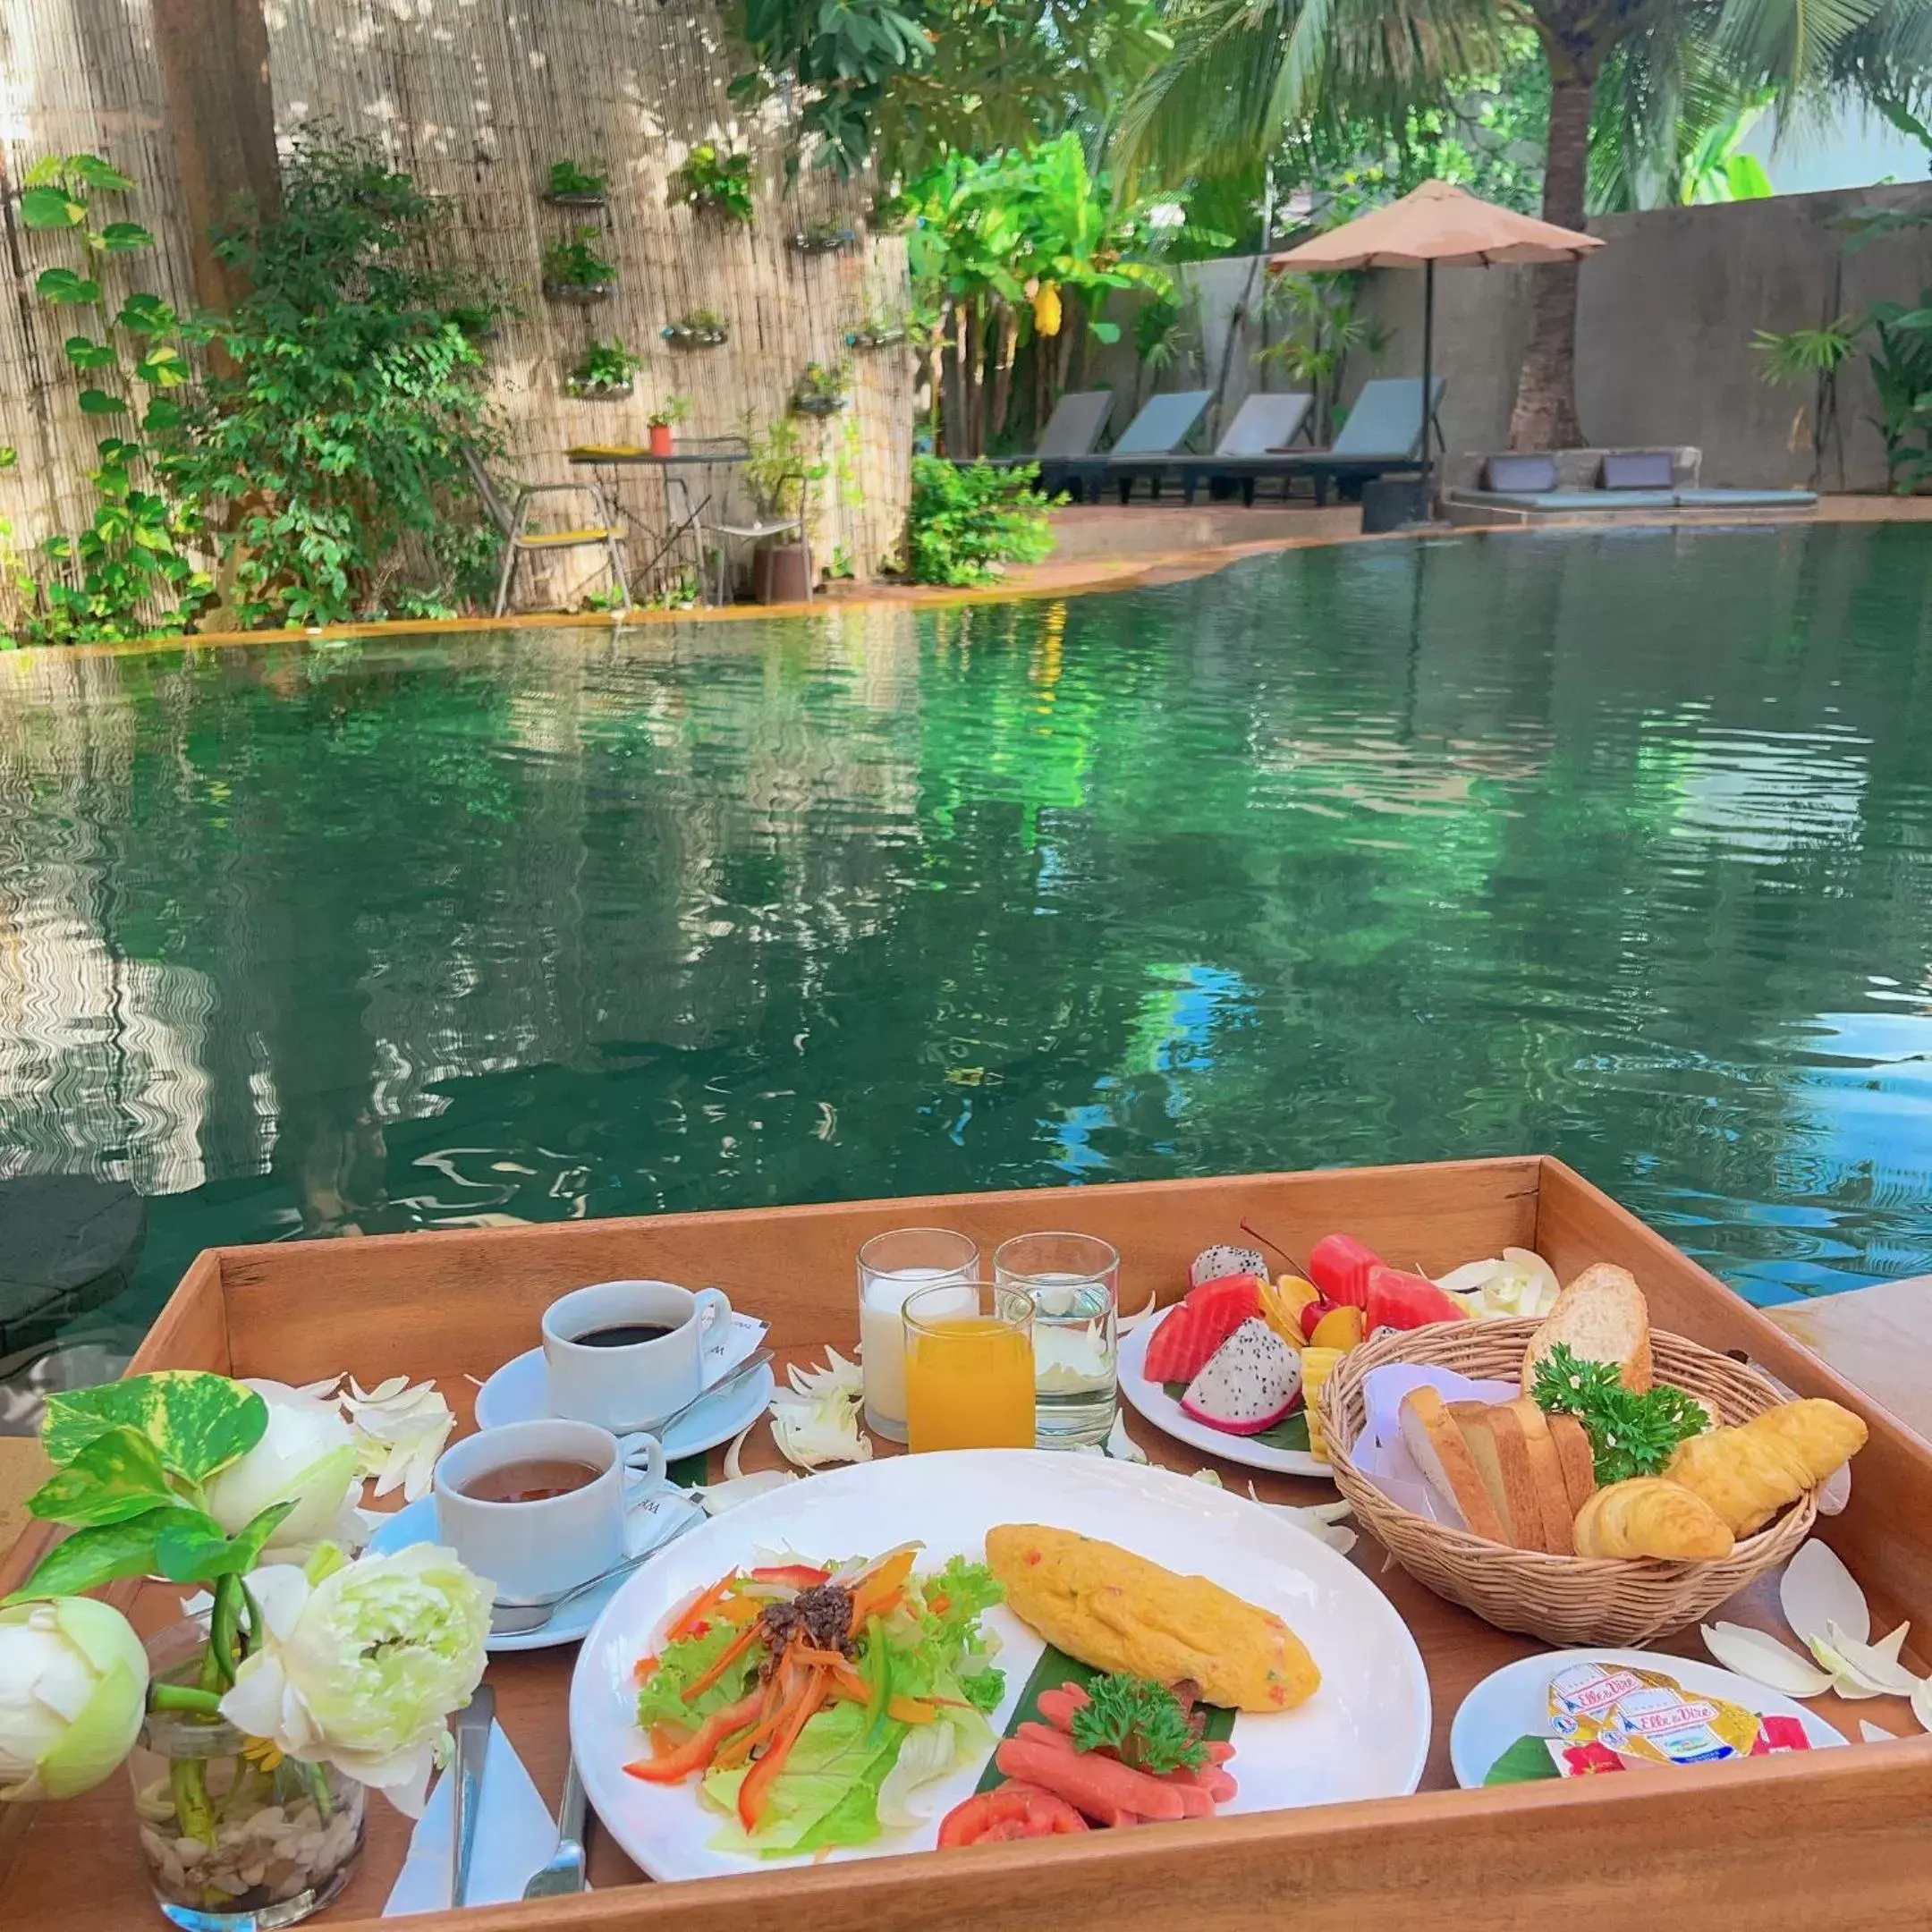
left=1449, top=1647, right=1849, bottom=1789
left=476, top=1347, right=772, bottom=1461
left=1117, top=1313, right=1332, bottom=1479
left=368, top=1487, right=699, bottom=1652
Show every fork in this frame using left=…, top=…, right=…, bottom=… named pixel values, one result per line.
left=521, top=1751, right=589, bottom=1898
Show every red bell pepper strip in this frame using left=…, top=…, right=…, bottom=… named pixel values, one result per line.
left=747, top=1564, right=830, bottom=1589
left=623, top=1689, right=763, bottom=1783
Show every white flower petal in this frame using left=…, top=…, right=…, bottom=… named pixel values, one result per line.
left=1861, top=1720, right=1897, bottom=1742
left=219, top=1656, right=292, bottom=1742
left=1701, top=1621, right=1835, bottom=1698
left=1116, top=1292, right=1160, bottom=1333
left=1809, top=1636, right=1887, bottom=1699
left=1823, top=1620, right=1921, bottom=1696
left=244, top=1566, right=314, bottom=1641
left=694, top=1470, right=798, bottom=1515
left=1912, top=1679, right=1932, bottom=1734
left=1782, top=1539, right=1871, bottom=1648
left=722, top=1421, right=754, bottom=1481
left=1871, top=1622, right=1911, bottom=1665
left=1104, top=1411, right=1148, bottom=1464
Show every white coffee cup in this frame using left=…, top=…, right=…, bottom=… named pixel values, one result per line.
left=541, top=1278, right=733, bottom=1431
left=432, top=1418, right=668, bottom=1600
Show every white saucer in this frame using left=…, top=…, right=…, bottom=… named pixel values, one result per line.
left=474, top=1348, right=773, bottom=1462
left=367, top=1489, right=702, bottom=1652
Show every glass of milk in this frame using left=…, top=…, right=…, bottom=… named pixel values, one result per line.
left=856, top=1228, right=979, bottom=1441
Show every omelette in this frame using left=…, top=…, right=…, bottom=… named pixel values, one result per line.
left=985, top=1523, right=1320, bottom=1712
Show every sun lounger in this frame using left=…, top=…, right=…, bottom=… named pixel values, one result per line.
left=1106, top=393, right=1315, bottom=504
left=1267, top=377, right=1445, bottom=504
left=983, top=390, right=1114, bottom=487
left=1055, top=390, right=1214, bottom=503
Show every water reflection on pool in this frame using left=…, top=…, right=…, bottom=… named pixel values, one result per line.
left=0, top=522, right=1929, bottom=1367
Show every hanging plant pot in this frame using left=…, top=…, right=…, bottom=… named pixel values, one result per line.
left=792, top=392, right=847, bottom=418
left=544, top=189, right=609, bottom=210
left=566, top=378, right=634, bottom=401
left=662, top=322, right=730, bottom=350
left=544, top=280, right=616, bottom=305
left=845, top=326, right=906, bottom=350
left=648, top=423, right=675, bottom=456
left=789, top=225, right=857, bottom=256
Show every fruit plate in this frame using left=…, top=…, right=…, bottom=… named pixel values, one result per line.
left=1448, top=1647, right=1849, bottom=1789
left=1118, top=1314, right=1332, bottom=1478
left=569, top=1449, right=1429, bottom=1880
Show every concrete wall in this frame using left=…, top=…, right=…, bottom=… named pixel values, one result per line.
left=1094, top=186, right=1932, bottom=491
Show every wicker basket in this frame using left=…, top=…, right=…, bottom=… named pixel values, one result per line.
left=1318, top=1318, right=1815, bottom=1647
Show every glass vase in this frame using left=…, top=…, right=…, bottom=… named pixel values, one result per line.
left=128, top=1623, right=365, bottom=1931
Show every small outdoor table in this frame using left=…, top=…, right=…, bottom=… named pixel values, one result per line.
left=566, top=443, right=748, bottom=600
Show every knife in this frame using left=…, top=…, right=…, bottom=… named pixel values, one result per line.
left=450, top=1684, right=496, bottom=1909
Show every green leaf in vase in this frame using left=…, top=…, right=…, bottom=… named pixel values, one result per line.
left=28, top=1425, right=182, bottom=1525
left=157, top=1498, right=296, bottom=1583
left=4, top=1506, right=177, bottom=1603
left=42, top=1371, right=267, bottom=1483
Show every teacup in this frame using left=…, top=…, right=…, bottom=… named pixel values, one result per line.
left=542, top=1278, right=733, bottom=1432
left=432, top=1418, right=667, bottom=1600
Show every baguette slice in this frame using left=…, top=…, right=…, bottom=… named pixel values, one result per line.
left=1399, top=1386, right=1507, bottom=1543
left=1521, top=1262, right=1653, bottom=1395
left=1548, top=1411, right=1599, bottom=1519
left=1506, top=1397, right=1577, bottom=1555
left=1451, top=1401, right=1541, bottom=1552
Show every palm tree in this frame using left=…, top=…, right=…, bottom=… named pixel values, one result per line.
left=1114, top=0, right=1928, bottom=449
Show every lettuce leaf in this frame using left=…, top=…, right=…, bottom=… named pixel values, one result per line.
left=703, top=1699, right=905, bottom=1856
left=636, top=1620, right=756, bottom=1729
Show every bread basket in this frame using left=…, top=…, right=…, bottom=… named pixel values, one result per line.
left=1318, top=1317, right=1816, bottom=1647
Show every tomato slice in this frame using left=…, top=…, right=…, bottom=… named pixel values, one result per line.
left=937, top=1781, right=1089, bottom=1846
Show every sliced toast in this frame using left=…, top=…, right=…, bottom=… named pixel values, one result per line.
left=1521, top=1262, right=1653, bottom=1394
left=1506, top=1396, right=1578, bottom=1555
left=1548, top=1411, right=1599, bottom=1518
left=1399, top=1385, right=1507, bottom=1543
left=1450, top=1400, right=1542, bottom=1552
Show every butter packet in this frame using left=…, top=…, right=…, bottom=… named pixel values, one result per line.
left=1547, top=1661, right=1651, bottom=1739
left=1547, top=1660, right=1765, bottom=1766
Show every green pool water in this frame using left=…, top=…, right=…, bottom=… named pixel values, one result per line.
left=3, top=522, right=1931, bottom=1367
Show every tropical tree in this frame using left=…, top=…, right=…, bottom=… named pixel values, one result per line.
left=1114, top=0, right=1931, bottom=449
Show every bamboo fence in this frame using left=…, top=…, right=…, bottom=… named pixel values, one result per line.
left=0, top=0, right=917, bottom=619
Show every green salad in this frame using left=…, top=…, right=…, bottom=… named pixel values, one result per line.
left=626, top=1546, right=1006, bottom=1857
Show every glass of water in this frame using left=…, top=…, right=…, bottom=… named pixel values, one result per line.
left=857, top=1228, right=979, bottom=1442
left=993, top=1231, right=1120, bottom=1448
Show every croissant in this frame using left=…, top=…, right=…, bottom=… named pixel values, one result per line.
left=1572, top=1478, right=1735, bottom=1561
left=1663, top=1399, right=1867, bottom=1537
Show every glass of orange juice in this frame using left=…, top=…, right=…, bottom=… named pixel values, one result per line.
left=902, top=1280, right=1036, bottom=1453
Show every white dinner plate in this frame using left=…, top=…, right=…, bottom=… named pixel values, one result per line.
left=1449, top=1647, right=1848, bottom=1788
left=1117, top=1313, right=1332, bottom=1479
left=570, top=1448, right=1430, bottom=1880
left=474, top=1346, right=772, bottom=1462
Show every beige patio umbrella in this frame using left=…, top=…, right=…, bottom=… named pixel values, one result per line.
left=1268, top=180, right=1604, bottom=503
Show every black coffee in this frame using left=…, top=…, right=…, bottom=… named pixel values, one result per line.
left=572, top=1321, right=676, bottom=1348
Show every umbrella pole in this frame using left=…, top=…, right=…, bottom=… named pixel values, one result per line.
left=1420, top=258, right=1436, bottom=516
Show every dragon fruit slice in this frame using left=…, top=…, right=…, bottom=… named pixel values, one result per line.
left=1191, top=1243, right=1268, bottom=1290
left=1180, top=1318, right=1301, bottom=1435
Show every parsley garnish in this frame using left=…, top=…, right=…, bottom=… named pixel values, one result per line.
left=1070, top=1674, right=1208, bottom=1774
left=1532, top=1343, right=1707, bottom=1484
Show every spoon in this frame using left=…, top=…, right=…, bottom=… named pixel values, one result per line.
left=635, top=1348, right=773, bottom=1436
left=489, top=1510, right=703, bottom=1635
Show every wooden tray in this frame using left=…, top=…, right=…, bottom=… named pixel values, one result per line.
left=5, top=1155, right=1932, bottom=1930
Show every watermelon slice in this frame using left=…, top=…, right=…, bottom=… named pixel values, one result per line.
left=1142, top=1274, right=1263, bottom=1385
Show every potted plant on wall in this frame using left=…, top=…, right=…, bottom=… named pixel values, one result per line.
left=545, top=159, right=608, bottom=209
left=670, top=144, right=754, bottom=224
left=792, top=359, right=851, bottom=417
left=789, top=218, right=857, bottom=255
left=845, top=310, right=907, bottom=351
left=647, top=395, right=689, bottom=457
left=541, top=227, right=617, bottom=303
left=565, top=338, right=641, bottom=399
left=661, top=309, right=730, bottom=350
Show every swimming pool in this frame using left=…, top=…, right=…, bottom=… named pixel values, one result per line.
left=2, top=521, right=1929, bottom=1369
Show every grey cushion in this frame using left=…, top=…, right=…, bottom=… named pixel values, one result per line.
left=1601, top=450, right=1674, bottom=489
left=1483, top=453, right=1557, bottom=492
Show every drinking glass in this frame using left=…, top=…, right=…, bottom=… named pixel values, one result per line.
left=857, top=1227, right=979, bottom=1441
left=902, top=1279, right=1036, bottom=1453
left=993, top=1231, right=1120, bottom=1448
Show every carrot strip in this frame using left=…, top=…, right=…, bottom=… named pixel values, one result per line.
left=737, top=1665, right=829, bottom=1832
left=665, top=1572, right=738, bottom=1644
left=682, top=1618, right=763, bottom=1703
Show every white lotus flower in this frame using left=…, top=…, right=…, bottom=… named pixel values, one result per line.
left=769, top=1350, right=871, bottom=1469
left=0, top=1598, right=149, bottom=1801
left=218, top=1545, right=490, bottom=1817
left=205, top=1380, right=362, bottom=1562
left=1104, top=1411, right=1148, bottom=1464
left=693, top=1470, right=799, bottom=1515
left=304, top=1375, right=454, bottom=1502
